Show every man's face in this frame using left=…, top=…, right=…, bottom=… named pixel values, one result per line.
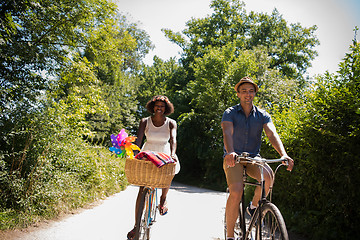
left=237, top=83, right=256, bottom=104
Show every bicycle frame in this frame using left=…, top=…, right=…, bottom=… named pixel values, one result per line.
left=241, top=158, right=268, bottom=240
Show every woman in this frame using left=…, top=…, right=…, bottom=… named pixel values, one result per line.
left=127, top=95, right=180, bottom=240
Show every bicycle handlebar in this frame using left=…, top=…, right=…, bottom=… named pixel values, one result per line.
left=235, top=152, right=288, bottom=166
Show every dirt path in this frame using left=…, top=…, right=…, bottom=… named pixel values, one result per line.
left=1, top=183, right=306, bottom=240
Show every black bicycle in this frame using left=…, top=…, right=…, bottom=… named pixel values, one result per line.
left=224, top=152, right=289, bottom=240
left=134, top=187, right=158, bottom=240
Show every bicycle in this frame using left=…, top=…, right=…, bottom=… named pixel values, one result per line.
left=224, top=152, right=289, bottom=240
left=125, top=156, right=176, bottom=240
left=134, top=187, right=158, bottom=240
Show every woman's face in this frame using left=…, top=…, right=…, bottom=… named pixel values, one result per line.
left=154, top=101, right=166, bottom=115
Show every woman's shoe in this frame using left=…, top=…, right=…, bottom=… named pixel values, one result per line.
left=159, top=197, right=168, bottom=216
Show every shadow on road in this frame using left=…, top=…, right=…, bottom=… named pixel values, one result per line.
left=170, top=182, right=225, bottom=195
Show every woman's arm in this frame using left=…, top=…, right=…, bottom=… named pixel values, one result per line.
left=169, top=119, right=177, bottom=158
left=135, top=118, right=147, bottom=148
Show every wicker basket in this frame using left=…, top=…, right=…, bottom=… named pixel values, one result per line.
left=125, top=157, right=176, bottom=188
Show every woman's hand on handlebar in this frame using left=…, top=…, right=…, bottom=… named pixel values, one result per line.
left=224, top=152, right=237, bottom=168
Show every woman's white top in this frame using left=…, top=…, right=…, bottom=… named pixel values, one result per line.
left=141, top=116, right=180, bottom=174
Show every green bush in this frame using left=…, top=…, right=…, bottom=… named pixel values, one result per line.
left=0, top=102, right=127, bottom=230
left=263, top=41, right=360, bottom=239
left=0, top=141, right=127, bottom=230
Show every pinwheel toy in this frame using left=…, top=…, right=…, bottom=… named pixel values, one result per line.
left=116, top=129, right=128, bottom=144
left=120, top=136, right=141, bottom=159
left=109, top=129, right=140, bottom=159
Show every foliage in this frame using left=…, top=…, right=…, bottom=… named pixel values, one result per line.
left=0, top=141, right=126, bottom=229
left=83, top=13, right=153, bottom=142
left=0, top=0, right=147, bottom=229
left=0, top=50, right=127, bottom=229
left=174, top=42, right=298, bottom=189
left=1, top=72, right=126, bottom=228
left=264, top=41, right=360, bottom=239
left=136, top=57, right=187, bottom=121
left=164, top=0, right=319, bottom=81
left=1, top=0, right=116, bottom=122
left=158, top=0, right=317, bottom=189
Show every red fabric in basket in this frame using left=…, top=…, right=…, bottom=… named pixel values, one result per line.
left=135, top=151, right=176, bottom=168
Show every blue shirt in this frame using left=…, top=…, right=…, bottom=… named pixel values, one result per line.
left=222, top=104, right=272, bottom=157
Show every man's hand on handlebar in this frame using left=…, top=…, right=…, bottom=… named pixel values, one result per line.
left=224, top=152, right=237, bottom=168
left=281, top=155, right=294, bottom=172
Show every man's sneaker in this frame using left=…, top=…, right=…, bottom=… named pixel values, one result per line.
left=246, top=203, right=256, bottom=217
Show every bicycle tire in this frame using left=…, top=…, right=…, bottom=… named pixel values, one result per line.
left=134, top=188, right=150, bottom=240
left=247, top=202, right=288, bottom=240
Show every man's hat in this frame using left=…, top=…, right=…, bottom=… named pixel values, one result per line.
left=234, top=76, right=259, bottom=92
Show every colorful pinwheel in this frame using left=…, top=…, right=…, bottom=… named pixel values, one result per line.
left=109, top=129, right=140, bottom=159
left=120, top=136, right=141, bottom=159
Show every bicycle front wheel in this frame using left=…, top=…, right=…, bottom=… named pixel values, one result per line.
left=135, top=189, right=151, bottom=240
left=248, top=202, right=288, bottom=240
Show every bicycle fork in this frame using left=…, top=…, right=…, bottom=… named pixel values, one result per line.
left=147, top=189, right=157, bottom=226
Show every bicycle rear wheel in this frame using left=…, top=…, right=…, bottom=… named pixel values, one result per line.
left=247, top=202, right=288, bottom=240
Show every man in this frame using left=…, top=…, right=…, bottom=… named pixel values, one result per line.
left=221, top=76, right=294, bottom=240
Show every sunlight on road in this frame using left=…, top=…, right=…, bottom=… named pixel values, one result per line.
left=151, top=183, right=226, bottom=240
left=11, top=183, right=227, bottom=240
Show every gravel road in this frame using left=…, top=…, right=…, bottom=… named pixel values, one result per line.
left=1, top=182, right=306, bottom=240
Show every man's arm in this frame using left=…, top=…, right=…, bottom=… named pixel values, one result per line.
left=221, top=121, right=237, bottom=167
left=263, top=122, right=294, bottom=171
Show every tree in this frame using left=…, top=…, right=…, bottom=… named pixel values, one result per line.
left=136, top=57, right=186, bottom=120
left=82, top=13, right=153, bottom=142
left=161, top=0, right=312, bottom=188
left=164, top=0, right=319, bottom=81
left=266, top=40, right=360, bottom=239
left=175, top=42, right=296, bottom=188
left=1, top=0, right=121, bottom=169
left=0, top=0, right=151, bottom=227
left=0, top=0, right=117, bottom=123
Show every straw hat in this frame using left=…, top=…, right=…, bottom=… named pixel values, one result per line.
left=234, top=76, right=259, bottom=92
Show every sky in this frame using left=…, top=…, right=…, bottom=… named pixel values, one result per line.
left=114, top=0, right=360, bottom=77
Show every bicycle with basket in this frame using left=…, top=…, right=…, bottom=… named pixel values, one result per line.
left=125, top=156, right=176, bottom=240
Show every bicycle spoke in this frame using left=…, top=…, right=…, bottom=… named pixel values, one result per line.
left=259, top=203, right=288, bottom=240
